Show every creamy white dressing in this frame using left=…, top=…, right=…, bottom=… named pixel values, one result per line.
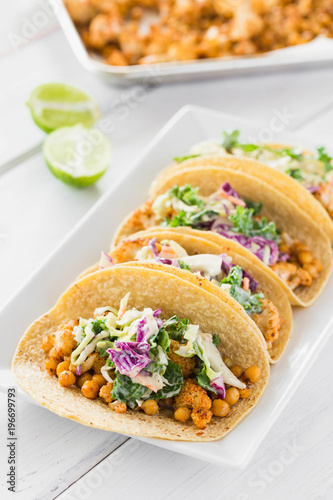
left=71, top=294, right=245, bottom=398
left=132, top=372, right=165, bottom=392
left=180, top=254, right=223, bottom=279
left=189, top=138, right=333, bottom=187
left=151, top=189, right=232, bottom=222
left=204, top=341, right=246, bottom=389
left=167, top=240, right=188, bottom=257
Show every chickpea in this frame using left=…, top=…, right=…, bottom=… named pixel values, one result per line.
left=223, top=356, right=233, bottom=368
left=212, top=399, right=230, bottom=417
left=303, top=263, right=319, bottom=278
left=244, top=366, right=261, bottom=383
left=141, top=399, right=159, bottom=416
left=174, top=407, right=191, bottom=423
left=312, top=258, right=323, bottom=272
left=48, top=347, right=62, bottom=363
left=298, top=268, right=312, bottom=287
left=230, top=364, right=243, bottom=378
left=41, top=333, right=55, bottom=353
left=239, top=386, right=251, bottom=399
left=297, top=251, right=313, bottom=265
left=58, top=370, right=76, bottom=387
left=160, top=397, right=173, bottom=408
left=293, top=242, right=307, bottom=253
left=45, top=357, right=58, bottom=376
left=81, top=380, right=99, bottom=399
left=109, top=401, right=127, bottom=413
left=92, top=374, right=106, bottom=388
left=224, top=387, right=240, bottom=407
left=279, top=243, right=289, bottom=253
left=76, top=372, right=92, bottom=388
left=56, top=360, right=70, bottom=377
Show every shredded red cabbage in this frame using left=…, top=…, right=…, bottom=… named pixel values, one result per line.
left=210, top=376, right=226, bottom=399
left=220, top=253, right=233, bottom=275
left=220, top=253, right=258, bottom=291
left=107, top=342, right=150, bottom=377
left=211, top=223, right=284, bottom=266
left=220, top=182, right=242, bottom=201
left=76, top=365, right=82, bottom=376
left=99, top=252, right=114, bottom=269
left=222, top=203, right=230, bottom=215
left=242, top=269, right=258, bottom=292
left=247, top=236, right=279, bottom=265
left=148, top=238, right=173, bottom=265
left=277, top=252, right=290, bottom=262
left=308, top=186, right=320, bottom=194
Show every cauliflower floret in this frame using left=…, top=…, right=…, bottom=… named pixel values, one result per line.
left=191, top=408, right=213, bottom=429
left=41, top=333, right=55, bottom=353
left=250, top=298, right=281, bottom=349
left=93, top=354, right=106, bottom=374
left=314, top=182, right=333, bottom=219
left=174, top=379, right=213, bottom=430
left=114, top=201, right=157, bottom=245
left=174, top=379, right=212, bottom=411
left=53, top=320, right=78, bottom=358
left=99, top=382, right=113, bottom=403
left=168, top=340, right=196, bottom=378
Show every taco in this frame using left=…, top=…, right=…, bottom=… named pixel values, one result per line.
left=112, top=167, right=332, bottom=307
left=90, top=228, right=292, bottom=363
left=151, top=130, right=333, bottom=243
left=12, top=266, right=269, bottom=442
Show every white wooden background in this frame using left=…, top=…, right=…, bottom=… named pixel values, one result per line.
left=1, top=2, right=333, bottom=499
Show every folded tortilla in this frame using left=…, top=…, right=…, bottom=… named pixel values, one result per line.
left=95, top=228, right=291, bottom=363
left=112, top=166, right=332, bottom=307
left=149, top=151, right=333, bottom=244
left=12, top=266, right=269, bottom=442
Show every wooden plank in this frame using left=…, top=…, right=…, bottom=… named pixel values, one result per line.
left=56, top=333, right=333, bottom=500
left=0, top=395, right=128, bottom=499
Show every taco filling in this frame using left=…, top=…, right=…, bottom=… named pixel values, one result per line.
left=187, top=130, right=333, bottom=219
left=104, top=238, right=282, bottom=351
left=41, top=293, right=262, bottom=430
left=149, top=183, right=322, bottom=292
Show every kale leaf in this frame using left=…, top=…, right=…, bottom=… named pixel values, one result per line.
left=245, top=200, right=263, bottom=215
left=212, top=334, right=220, bottom=347
left=165, top=210, right=193, bottom=228
left=91, top=318, right=108, bottom=335
left=158, top=316, right=189, bottom=344
left=285, top=167, right=302, bottom=180
left=173, top=154, right=200, bottom=163
left=221, top=265, right=264, bottom=314
left=229, top=206, right=279, bottom=242
left=111, top=374, right=147, bottom=409
left=316, top=146, right=333, bottom=173
left=229, top=286, right=264, bottom=315
left=169, top=184, right=204, bottom=207
left=221, top=130, right=241, bottom=152
left=149, top=361, right=184, bottom=400
left=178, top=260, right=191, bottom=271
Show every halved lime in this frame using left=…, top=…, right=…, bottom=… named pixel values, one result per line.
left=27, top=83, right=101, bottom=133
left=43, top=125, right=111, bottom=187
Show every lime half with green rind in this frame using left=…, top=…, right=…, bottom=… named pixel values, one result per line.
left=27, top=83, right=101, bottom=133
left=43, top=125, right=111, bottom=187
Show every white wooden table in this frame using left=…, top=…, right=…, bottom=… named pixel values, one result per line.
left=1, top=3, right=333, bottom=499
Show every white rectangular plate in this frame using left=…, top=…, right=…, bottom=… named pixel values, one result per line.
left=1, top=105, right=332, bottom=468
left=56, top=0, right=333, bottom=85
